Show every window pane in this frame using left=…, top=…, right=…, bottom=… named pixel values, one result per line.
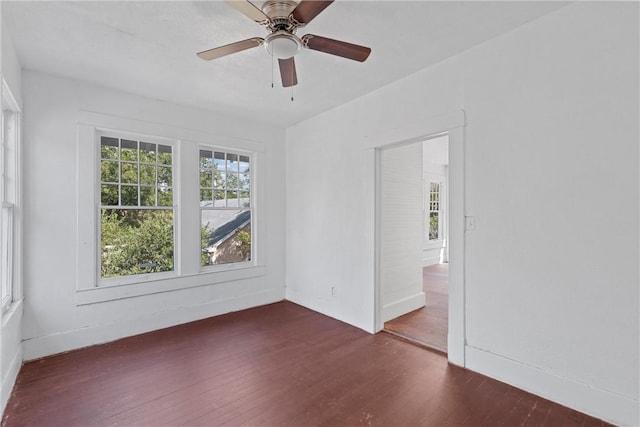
left=213, top=152, right=225, bottom=170
left=200, top=150, right=213, bottom=169
left=101, top=160, right=118, bottom=183
left=241, top=171, right=250, bottom=191
left=200, top=189, right=212, bottom=203
left=200, top=170, right=212, bottom=188
left=213, top=190, right=225, bottom=207
left=140, top=164, right=156, bottom=186
left=158, top=166, right=172, bottom=187
left=214, top=172, right=225, bottom=190
left=226, top=191, right=238, bottom=207
left=201, top=210, right=251, bottom=266
left=140, top=186, right=155, bottom=206
left=121, top=185, right=139, bottom=206
left=121, top=139, right=138, bottom=161
left=227, top=153, right=239, bottom=172
left=101, top=137, right=119, bottom=159
left=239, top=155, right=250, bottom=173
left=227, top=173, right=239, bottom=190
left=158, top=144, right=172, bottom=165
left=101, top=209, right=174, bottom=279
left=140, top=142, right=156, bottom=163
left=121, top=163, right=138, bottom=184
left=158, top=187, right=173, bottom=207
left=429, top=212, right=439, bottom=240
left=239, top=191, right=250, bottom=208
left=101, top=184, right=118, bottom=206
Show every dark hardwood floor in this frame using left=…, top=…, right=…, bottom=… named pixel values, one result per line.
left=2, top=301, right=608, bottom=426
left=384, top=263, right=449, bottom=352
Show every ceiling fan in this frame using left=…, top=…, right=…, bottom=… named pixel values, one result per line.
left=197, top=0, right=372, bottom=88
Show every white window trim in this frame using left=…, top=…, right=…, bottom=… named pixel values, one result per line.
left=76, top=111, right=266, bottom=305
left=199, top=145, right=256, bottom=272
left=1, top=78, right=22, bottom=312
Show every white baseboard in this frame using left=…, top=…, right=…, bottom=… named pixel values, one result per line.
left=1, top=344, right=22, bottom=417
left=23, top=288, right=283, bottom=361
left=465, top=346, right=639, bottom=426
left=285, top=288, right=375, bottom=334
left=382, top=292, right=425, bottom=323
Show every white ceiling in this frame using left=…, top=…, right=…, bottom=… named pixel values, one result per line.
left=2, top=1, right=568, bottom=127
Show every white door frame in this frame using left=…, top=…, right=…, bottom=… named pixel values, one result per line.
left=371, top=110, right=466, bottom=367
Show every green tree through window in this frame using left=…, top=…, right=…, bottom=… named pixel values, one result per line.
left=99, top=136, right=175, bottom=279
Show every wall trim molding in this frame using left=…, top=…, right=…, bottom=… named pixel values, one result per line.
left=23, top=289, right=283, bottom=361
left=1, top=299, right=23, bottom=418
left=364, top=110, right=465, bottom=150
left=465, top=346, right=639, bottom=426
left=1, top=344, right=22, bottom=417
left=381, top=292, right=425, bottom=323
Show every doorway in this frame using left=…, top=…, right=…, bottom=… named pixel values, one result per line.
left=380, top=134, right=450, bottom=353
left=373, top=113, right=465, bottom=365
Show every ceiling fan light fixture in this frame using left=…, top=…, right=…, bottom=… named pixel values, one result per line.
left=264, top=31, right=301, bottom=59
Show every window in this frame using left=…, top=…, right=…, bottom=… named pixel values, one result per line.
left=1, top=83, right=20, bottom=310
left=99, top=135, right=175, bottom=280
left=428, top=181, right=442, bottom=241
left=199, top=149, right=252, bottom=267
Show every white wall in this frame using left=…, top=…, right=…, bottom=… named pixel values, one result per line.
left=1, top=24, right=22, bottom=106
left=286, top=2, right=638, bottom=425
left=21, top=71, right=286, bottom=360
left=0, top=21, right=23, bottom=416
left=379, top=142, right=424, bottom=322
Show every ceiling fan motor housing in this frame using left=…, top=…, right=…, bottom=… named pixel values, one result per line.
left=261, top=1, right=299, bottom=31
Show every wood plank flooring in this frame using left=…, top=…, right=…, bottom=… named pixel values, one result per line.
left=2, top=301, right=608, bottom=426
left=384, top=264, right=449, bottom=352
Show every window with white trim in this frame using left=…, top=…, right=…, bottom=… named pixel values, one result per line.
left=428, top=181, right=442, bottom=241
left=199, top=148, right=252, bottom=267
left=1, top=85, right=20, bottom=310
left=99, top=135, right=175, bottom=280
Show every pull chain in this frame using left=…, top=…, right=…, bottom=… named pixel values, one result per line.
left=271, top=50, right=274, bottom=88
left=291, top=85, right=294, bottom=102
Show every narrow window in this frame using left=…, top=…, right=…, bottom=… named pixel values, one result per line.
left=199, top=149, right=252, bottom=267
left=1, top=109, right=14, bottom=308
left=99, top=136, right=175, bottom=279
left=428, top=182, right=441, bottom=241
left=1, top=88, right=19, bottom=310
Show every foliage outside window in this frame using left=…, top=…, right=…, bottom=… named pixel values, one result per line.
left=199, top=149, right=251, bottom=267
left=99, top=136, right=174, bottom=279
left=428, top=181, right=441, bottom=241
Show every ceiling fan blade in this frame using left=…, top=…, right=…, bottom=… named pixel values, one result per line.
left=278, top=57, right=298, bottom=87
left=197, top=38, right=264, bottom=61
left=302, top=35, right=371, bottom=62
left=227, top=0, right=270, bottom=24
left=291, top=0, right=333, bottom=25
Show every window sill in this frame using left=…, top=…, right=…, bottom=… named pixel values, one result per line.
left=76, top=265, right=266, bottom=306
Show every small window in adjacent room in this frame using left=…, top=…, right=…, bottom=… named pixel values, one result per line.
left=428, top=181, right=442, bottom=241
left=99, top=135, right=175, bottom=280
left=199, top=149, right=252, bottom=267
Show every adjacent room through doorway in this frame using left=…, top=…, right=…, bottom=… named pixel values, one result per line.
left=382, top=134, right=450, bottom=353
